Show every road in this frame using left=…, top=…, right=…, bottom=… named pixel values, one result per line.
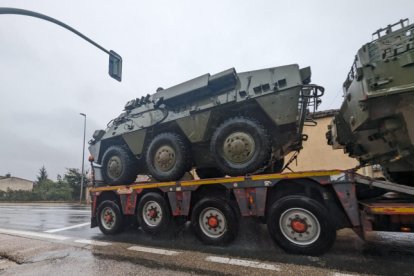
left=1, top=203, right=414, bottom=275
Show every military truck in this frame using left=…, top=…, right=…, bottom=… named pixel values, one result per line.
left=327, top=19, right=414, bottom=185
left=89, top=65, right=323, bottom=184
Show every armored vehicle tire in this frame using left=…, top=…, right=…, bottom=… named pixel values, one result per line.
left=137, top=193, right=172, bottom=235
left=210, top=117, right=271, bottom=176
left=266, top=195, right=336, bottom=255
left=264, top=158, right=285, bottom=174
left=146, top=132, right=190, bottom=181
left=97, top=200, right=124, bottom=235
left=101, top=145, right=138, bottom=185
left=195, top=167, right=225, bottom=179
left=191, top=197, right=239, bottom=245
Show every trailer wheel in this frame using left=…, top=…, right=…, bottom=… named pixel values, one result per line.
left=266, top=195, right=336, bottom=255
left=97, top=200, right=124, bottom=235
left=101, top=145, right=138, bottom=185
left=191, top=197, right=239, bottom=245
left=210, top=117, right=271, bottom=176
left=146, top=132, right=190, bottom=181
left=137, top=193, right=171, bottom=235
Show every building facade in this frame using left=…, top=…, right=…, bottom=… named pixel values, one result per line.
left=0, top=176, right=34, bottom=192
left=287, top=110, right=381, bottom=177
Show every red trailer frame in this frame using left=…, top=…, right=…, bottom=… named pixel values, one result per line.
left=89, top=169, right=414, bottom=255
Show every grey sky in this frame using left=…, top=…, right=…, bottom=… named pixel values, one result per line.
left=1, top=0, right=413, bottom=180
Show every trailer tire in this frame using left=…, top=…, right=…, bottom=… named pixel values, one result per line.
left=97, top=200, right=124, bottom=235
left=267, top=195, right=336, bottom=255
left=137, top=193, right=172, bottom=235
left=191, top=197, right=239, bottom=245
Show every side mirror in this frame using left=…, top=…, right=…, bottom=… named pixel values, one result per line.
left=109, top=50, right=122, bottom=81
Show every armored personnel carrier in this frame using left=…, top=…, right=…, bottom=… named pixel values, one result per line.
left=327, top=19, right=414, bottom=185
left=89, top=64, right=323, bottom=184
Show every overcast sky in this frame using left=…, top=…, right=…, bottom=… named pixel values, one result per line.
left=0, top=1, right=413, bottom=180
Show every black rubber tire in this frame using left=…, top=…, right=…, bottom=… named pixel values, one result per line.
left=210, top=117, right=271, bottom=176
left=195, top=167, right=225, bottom=179
left=191, top=197, right=239, bottom=246
left=266, top=195, right=336, bottom=255
left=137, top=193, right=172, bottom=235
left=146, top=132, right=190, bottom=181
left=123, top=215, right=140, bottom=230
left=96, top=200, right=124, bottom=235
left=101, top=145, right=138, bottom=185
left=264, top=158, right=285, bottom=174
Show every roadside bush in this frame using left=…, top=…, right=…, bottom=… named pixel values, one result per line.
left=0, top=167, right=84, bottom=202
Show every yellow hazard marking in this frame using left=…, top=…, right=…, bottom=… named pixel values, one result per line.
left=181, top=177, right=245, bottom=186
left=251, top=170, right=342, bottom=181
left=370, top=207, right=414, bottom=214
left=91, top=181, right=176, bottom=192
left=90, top=170, right=343, bottom=193
left=132, top=182, right=176, bottom=189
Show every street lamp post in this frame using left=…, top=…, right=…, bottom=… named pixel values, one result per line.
left=79, top=113, right=86, bottom=204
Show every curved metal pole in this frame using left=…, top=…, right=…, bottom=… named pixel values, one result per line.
left=0, top=7, right=110, bottom=55
left=0, top=7, right=122, bottom=81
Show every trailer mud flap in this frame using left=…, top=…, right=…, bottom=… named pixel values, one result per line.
left=168, top=191, right=191, bottom=216
left=331, top=182, right=360, bottom=227
left=119, top=191, right=138, bottom=215
left=233, top=187, right=267, bottom=216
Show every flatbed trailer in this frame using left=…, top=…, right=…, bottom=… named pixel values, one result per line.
left=89, top=169, right=414, bottom=255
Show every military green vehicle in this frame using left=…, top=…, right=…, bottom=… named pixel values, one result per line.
left=89, top=64, right=323, bottom=184
left=327, top=19, right=414, bottom=185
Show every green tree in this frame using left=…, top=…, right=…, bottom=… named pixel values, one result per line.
left=36, top=166, right=48, bottom=183
left=64, top=168, right=87, bottom=200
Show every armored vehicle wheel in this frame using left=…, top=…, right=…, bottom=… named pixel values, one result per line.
left=266, top=195, right=336, bottom=255
left=97, top=200, right=124, bottom=235
left=210, top=117, right=271, bottom=176
left=191, top=197, right=239, bottom=245
left=195, top=167, right=225, bottom=179
left=264, top=158, right=285, bottom=174
left=146, top=132, right=190, bottom=181
left=137, top=193, right=172, bottom=235
left=101, top=146, right=138, bottom=185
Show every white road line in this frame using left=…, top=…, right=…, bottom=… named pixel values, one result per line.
left=44, top=222, right=90, bottom=233
left=206, top=256, right=280, bottom=271
left=74, top=239, right=111, bottom=246
left=0, top=228, right=69, bottom=241
left=30, top=209, right=90, bottom=213
left=128, top=245, right=180, bottom=256
left=333, top=273, right=359, bottom=276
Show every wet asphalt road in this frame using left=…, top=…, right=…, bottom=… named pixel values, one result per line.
left=1, top=202, right=414, bottom=275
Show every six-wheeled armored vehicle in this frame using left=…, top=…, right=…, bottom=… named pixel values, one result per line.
left=327, top=19, right=414, bottom=185
left=89, top=64, right=323, bottom=184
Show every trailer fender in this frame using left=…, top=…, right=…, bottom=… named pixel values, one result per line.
left=168, top=191, right=192, bottom=216
left=233, top=187, right=267, bottom=216
left=118, top=190, right=138, bottom=215
left=331, top=182, right=360, bottom=227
